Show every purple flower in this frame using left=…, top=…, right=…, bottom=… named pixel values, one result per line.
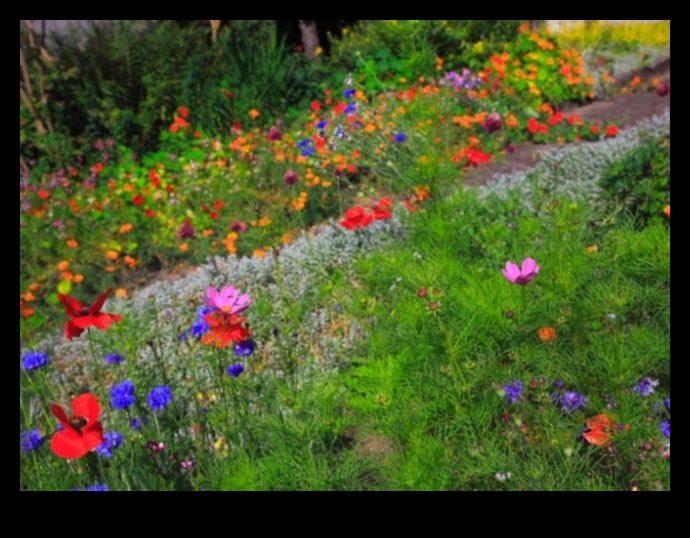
left=316, top=120, right=328, bottom=131
left=105, top=353, right=125, bottom=365
left=95, top=431, right=124, bottom=458
left=147, top=387, right=172, bottom=412
left=177, top=220, right=195, bottom=240
left=344, top=102, right=357, bottom=115
left=393, top=133, right=406, bottom=143
left=656, top=82, right=670, bottom=97
left=666, top=396, right=670, bottom=412
left=633, top=377, right=660, bottom=397
left=110, top=380, right=136, bottom=410
left=301, top=148, right=315, bottom=158
left=343, top=88, right=356, bottom=99
left=20, top=430, right=45, bottom=454
left=559, top=392, right=588, bottom=413
left=502, top=258, right=539, bottom=286
left=83, top=484, right=110, bottom=492
left=504, top=380, right=523, bottom=404
left=227, top=363, right=245, bottom=378
left=297, top=139, right=312, bottom=149
left=22, top=351, right=49, bottom=372
left=233, top=340, right=255, bottom=358
left=202, top=286, right=252, bottom=316
left=284, top=169, right=299, bottom=186
left=483, top=112, right=503, bottom=134
left=268, top=126, right=282, bottom=141
left=661, top=421, right=670, bottom=438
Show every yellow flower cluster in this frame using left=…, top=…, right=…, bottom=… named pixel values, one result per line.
left=557, top=20, right=670, bottom=48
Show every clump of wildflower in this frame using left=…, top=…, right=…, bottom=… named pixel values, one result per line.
left=633, top=377, right=660, bottom=397
left=22, top=351, right=49, bottom=372
left=227, top=363, right=245, bottom=378
left=559, top=391, right=588, bottom=413
left=147, top=387, right=172, bottom=412
left=20, top=430, right=45, bottom=454
left=504, top=380, right=523, bottom=404
left=110, top=380, right=136, bottom=410
left=105, top=353, right=125, bottom=365
left=95, top=431, right=124, bottom=458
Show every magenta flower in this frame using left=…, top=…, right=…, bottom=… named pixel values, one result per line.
left=502, top=258, right=540, bottom=286
left=202, top=286, right=252, bottom=315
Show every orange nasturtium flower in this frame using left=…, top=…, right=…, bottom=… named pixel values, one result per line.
left=66, top=240, right=79, bottom=249
left=119, top=224, right=133, bottom=234
left=58, top=261, right=70, bottom=272
left=248, top=109, right=260, bottom=120
left=537, top=326, right=557, bottom=342
left=663, top=205, right=670, bottom=218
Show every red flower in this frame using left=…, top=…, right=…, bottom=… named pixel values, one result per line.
left=340, top=206, right=374, bottom=230
left=50, top=393, right=104, bottom=459
left=547, top=112, right=564, bottom=126
left=202, top=314, right=251, bottom=349
left=58, top=289, right=122, bottom=340
left=590, top=125, right=600, bottom=136
left=310, top=101, right=321, bottom=112
left=213, top=200, right=225, bottom=210
left=527, top=118, right=539, bottom=134
left=538, top=124, right=548, bottom=135
left=582, top=414, right=615, bottom=448
left=131, top=195, right=144, bottom=207
left=373, top=197, right=393, bottom=221
left=145, top=209, right=155, bottom=218
left=209, top=211, right=219, bottom=221
left=605, top=125, right=618, bottom=137
left=178, top=106, right=189, bottom=119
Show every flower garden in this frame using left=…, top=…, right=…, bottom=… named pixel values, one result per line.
left=20, top=20, right=670, bottom=491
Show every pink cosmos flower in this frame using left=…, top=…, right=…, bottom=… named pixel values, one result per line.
left=502, top=258, right=540, bottom=286
left=203, top=286, right=252, bottom=315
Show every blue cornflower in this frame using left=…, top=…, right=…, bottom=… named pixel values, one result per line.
left=233, top=340, right=255, bottom=358
left=131, top=418, right=143, bottom=431
left=178, top=332, right=187, bottom=342
left=633, top=377, right=660, bottom=397
left=559, top=391, right=588, bottom=413
left=95, top=431, right=124, bottom=458
left=147, top=386, right=172, bottom=412
left=297, top=139, right=312, bottom=149
left=227, top=363, right=246, bottom=378
left=301, top=148, right=315, bottom=158
left=666, top=396, right=670, bottom=411
left=190, top=319, right=210, bottom=339
left=316, top=120, right=328, bottom=130
left=22, top=351, right=48, bottom=372
left=555, top=380, right=565, bottom=389
left=661, top=421, right=670, bottom=438
left=20, top=430, right=45, bottom=454
left=393, top=133, right=406, bottom=143
left=504, top=380, right=523, bottom=404
left=333, top=125, right=347, bottom=139
left=84, top=484, right=110, bottom=492
left=196, top=306, right=213, bottom=320
left=110, top=380, right=136, bottom=410
left=343, top=88, right=356, bottom=99
left=344, top=103, right=357, bottom=115
left=105, top=353, right=125, bottom=365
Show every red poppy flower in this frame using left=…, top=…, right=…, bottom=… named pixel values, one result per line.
left=340, top=206, right=374, bottom=230
left=50, top=393, right=104, bottom=459
left=310, top=101, right=321, bottom=112
left=131, top=195, right=144, bottom=207
left=582, top=414, right=615, bottom=448
left=58, top=289, right=122, bottom=340
left=373, top=197, right=393, bottom=220
left=605, top=125, right=618, bottom=137
left=202, top=314, right=251, bottom=349
left=527, top=118, right=539, bottom=134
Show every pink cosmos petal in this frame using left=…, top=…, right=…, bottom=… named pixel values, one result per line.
left=521, top=258, right=539, bottom=279
left=219, top=286, right=237, bottom=307
left=502, top=262, right=521, bottom=283
left=204, top=287, right=222, bottom=309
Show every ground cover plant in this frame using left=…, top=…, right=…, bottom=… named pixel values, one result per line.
left=20, top=21, right=670, bottom=491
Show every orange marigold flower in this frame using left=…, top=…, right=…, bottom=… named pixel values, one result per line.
left=66, top=240, right=79, bottom=249
left=105, top=266, right=117, bottom=273
left=248, top=109, right=260, bottom=119
left=115, top=288, right=128, bottom=299
left=21, top=292, right=35, bottom=302
left=663, top=205, right=670, bottom=218
left=29, top=283, right=40, bottom=292
left=124, top=256, right=136, bottom=268
left=73, top=274, right=84, bottom=284
left=537, top=326, right=557, bottom=342
left=106, top=250, right=119, bottom=261
left=58, top=261, right=70, bottom=272
left=179, top=243, right=189, bottom=253
left=119, top=224, right=133, bottom=234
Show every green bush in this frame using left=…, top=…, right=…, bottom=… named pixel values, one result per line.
left=598, top=135, right=670, bottom=226
left=329, top=20, right=522, bottom=81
